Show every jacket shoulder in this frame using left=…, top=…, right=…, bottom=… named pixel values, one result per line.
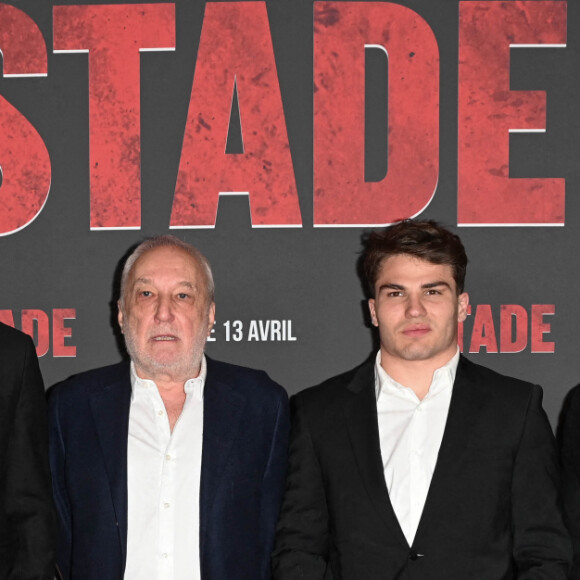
left=0, top=321, right=30, bottom=345
left=458, top=355, right=539, bottom=403
left=0, top=323, right=38, bottom=382
left=0, top=322, right=35, bottom=365
left=49, top=361, right=129, bottom=403
left=206, top=356, right=287, bottom=402
left=294, top=359, right=373, bottom=408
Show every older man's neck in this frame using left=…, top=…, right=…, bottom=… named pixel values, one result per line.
left=136, top=365, right=201, bottom=432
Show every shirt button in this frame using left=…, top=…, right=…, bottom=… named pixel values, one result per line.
left=165, top=454, right=172, bottom=461
left=158, top=410, right=164, bottom=416
left=164, top=502, right=170, bottom=509
left=162, top=553, right=168, bottom=559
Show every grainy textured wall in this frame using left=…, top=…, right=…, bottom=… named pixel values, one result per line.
left=0, top=0, right=577, bottom=428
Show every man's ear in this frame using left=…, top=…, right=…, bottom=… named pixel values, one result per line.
left=457, top=292, right=469, bottom=323
left=368, top=299, right=378, bottom=327
left=207, top=302, right=216, bottom=336
left=117, top=301, right=124, bottom=333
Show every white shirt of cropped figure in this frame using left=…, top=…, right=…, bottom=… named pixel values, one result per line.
left=375, top=347, right=459, bottom=546
left=125, top=356, right=206, bottom=579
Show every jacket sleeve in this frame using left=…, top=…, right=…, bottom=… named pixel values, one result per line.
left=48, top=386, right=72, bottom=580
left=272, top=394, right=331, bottom=580
left=511, top=385, right=571, bottom=579
left=558, top=386, right=580, bottom=580
left=5, top=335, right=56, bottom=580
left=258, top=389, right=290, bottom=580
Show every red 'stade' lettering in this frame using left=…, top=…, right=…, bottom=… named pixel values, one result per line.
left=0, top=4, right=47, bottom=75
left=21, top=309, right=50, bottom=357
left=458, top=1, right=566, bottom=225
left=0, top=310, right=15, bottom=327
left=469, top=304, right=498, bottom=353
left=171, top=2, right=300, bottom=228
left=313, top=2, right=439, bottom=226
left=0, top=308, right=76, bottom=357
left=531, top=304, right=555, bottom=353
left=0, top=4, right=51, bottom=237
left=500, top=304, right=528, bottom=353
left=53, top=4, right=175, bottom=230
left=53, top=308, right=76, bottom=357
left=459, top=304, right=555, bottom=354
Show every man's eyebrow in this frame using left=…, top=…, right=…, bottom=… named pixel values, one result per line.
left=377, top=283, right=405, bottom=291
left=377, top=281, right=452, bottom=292
left=132, top=278, right=196, bottom=290
left=133, top=277, right=152, bottom=286
left=176, top=281, right=195, bottom=290
left=422, top=281, right=452, bottom=290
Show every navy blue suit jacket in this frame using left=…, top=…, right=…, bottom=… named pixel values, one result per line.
left=48, top=357, right=289, bottom=580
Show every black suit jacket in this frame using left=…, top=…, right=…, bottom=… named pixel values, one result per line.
left=0, top=323, right=55, bottom=580
left=273, top=355, right=571, bottom=579
left=558, top=384, right=580, bottom=579
left=49, top=356, right=289, bottom=580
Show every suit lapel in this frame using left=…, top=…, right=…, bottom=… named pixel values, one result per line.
left=344, top=360, right=409, bottom=549
left=414, top=356, right=483, bottom=542
left=88, top=365, right=131, bottom=561
left=199, top=360, right=246, bottom=557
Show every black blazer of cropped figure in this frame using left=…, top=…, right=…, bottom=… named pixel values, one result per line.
left=0, top=322, right=55, bottom=580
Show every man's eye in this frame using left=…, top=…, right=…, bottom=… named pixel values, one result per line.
left=426, top=289, right=441, bottom=295
left=177, top=293, right=189, bottom=299
left=140, top=291, right=152, bottom=297
left=387, top=291, right=403, bottom=297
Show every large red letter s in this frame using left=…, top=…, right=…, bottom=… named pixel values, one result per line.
left=0, top=4, right=50, bottom=236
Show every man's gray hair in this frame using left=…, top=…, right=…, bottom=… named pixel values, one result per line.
left=119, top=235, right=215, bottom=309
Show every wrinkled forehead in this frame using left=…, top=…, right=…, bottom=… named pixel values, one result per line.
left=126, top=246, right=208, bottom=294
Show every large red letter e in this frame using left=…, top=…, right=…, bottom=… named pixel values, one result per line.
left=458, top=1, right=566, bottom=225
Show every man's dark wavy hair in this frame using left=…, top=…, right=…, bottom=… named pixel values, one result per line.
left=361, top=219, right=468, bottom=298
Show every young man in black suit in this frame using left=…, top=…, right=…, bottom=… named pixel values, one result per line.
left=0, top=322, right=55, bottom=579
left=273, top=220, right=570, bottom=579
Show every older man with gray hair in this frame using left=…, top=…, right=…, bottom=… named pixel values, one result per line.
left=49, top=235, right=289, bottom=580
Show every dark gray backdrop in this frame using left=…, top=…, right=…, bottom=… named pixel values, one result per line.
left=0, top=0, right=578, bottom=427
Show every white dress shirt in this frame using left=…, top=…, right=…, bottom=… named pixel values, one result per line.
left=124, top=357, right=206, bottom=580
left=375, top=349, right=459, bottom=546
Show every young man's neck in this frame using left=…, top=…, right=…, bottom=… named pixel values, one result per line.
left=380, top=349, right=457, bottom=400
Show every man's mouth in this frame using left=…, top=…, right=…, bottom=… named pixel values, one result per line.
left=403, top=325, right=430, bottom=337
left=152, top=335, right=177, bottom=341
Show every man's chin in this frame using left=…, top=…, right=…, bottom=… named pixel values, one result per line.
left=396, top=342, right=440, bottom=361
left=145, top=356, right=192, bottom=372
left=397, top=341, right=458, bottom=363
left=133, top=353, right=203, bottom=379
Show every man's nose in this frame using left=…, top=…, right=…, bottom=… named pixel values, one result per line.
left=154, top=296, right=174, bottom=322
left=406, top=294, right=427, bottom=318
